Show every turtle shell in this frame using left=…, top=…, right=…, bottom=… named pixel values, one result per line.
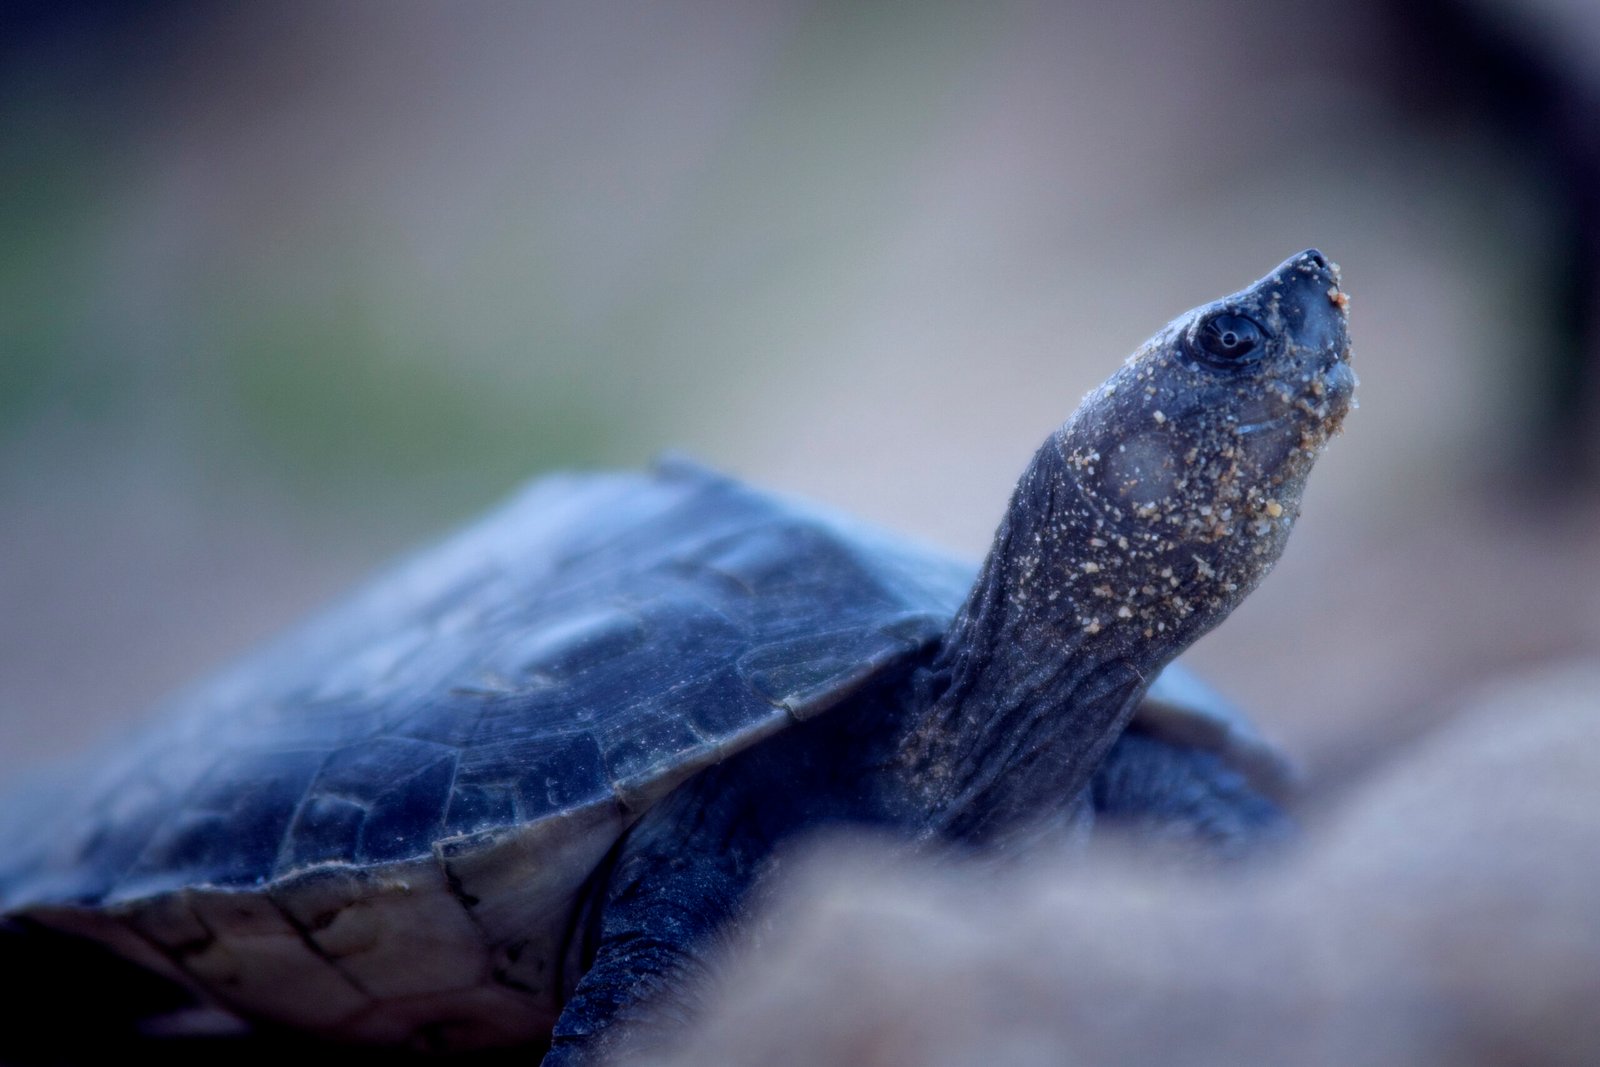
left=0, top=457, right=1283, bottom=1043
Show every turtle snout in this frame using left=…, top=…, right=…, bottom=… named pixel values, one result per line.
left=1279, top=264, right=1346, bottom=355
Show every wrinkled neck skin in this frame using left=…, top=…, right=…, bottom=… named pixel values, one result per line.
left=896, top=254, right=1351, bottom=843
left=895, top=439, right=1158, bottom=844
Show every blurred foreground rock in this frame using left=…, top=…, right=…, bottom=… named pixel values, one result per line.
left=655, top=662, right=1600, bottom=1067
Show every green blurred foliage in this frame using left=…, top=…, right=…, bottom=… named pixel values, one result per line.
left=0, top=99, right=127, bottom=432
left=222, top=283, right=618, bottom=502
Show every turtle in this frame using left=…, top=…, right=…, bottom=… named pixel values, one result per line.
left=0, top=250, right=1353, bottom=1064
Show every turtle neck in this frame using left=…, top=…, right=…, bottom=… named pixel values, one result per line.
left=894, top=435, right=1160, bottom=843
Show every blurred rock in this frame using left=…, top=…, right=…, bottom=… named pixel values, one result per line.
left=655, top=662, right=1600, bottom=1067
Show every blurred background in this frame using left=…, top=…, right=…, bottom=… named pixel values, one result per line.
left=2, top=0, right=1598, bottom=806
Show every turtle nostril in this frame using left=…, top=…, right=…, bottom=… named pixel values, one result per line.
left=1300, top=249, right=1327, bottom=269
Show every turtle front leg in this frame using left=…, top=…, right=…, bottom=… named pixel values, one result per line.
left=545, top=791, right=754, bottom=1066
left=1089, top=729, right=1293, bottom=861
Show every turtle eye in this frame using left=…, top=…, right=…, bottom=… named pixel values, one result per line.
left=1196, top=314, right=1264, bottom=364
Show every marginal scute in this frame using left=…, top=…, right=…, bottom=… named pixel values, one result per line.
left=281, top=795, right=366, bottom=870
left=278, top=736, right=463, bottom=872
left=736, top=616, right=937, bottom=719
left=120, top=749, right=325, bottom=899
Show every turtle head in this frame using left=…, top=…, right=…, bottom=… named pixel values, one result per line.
left=1040, top=248, right=1355, bottom=660
left=1107, top=247, right=1355, bottom=487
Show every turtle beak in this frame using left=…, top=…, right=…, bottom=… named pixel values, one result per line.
left=1267, top=249, right=1356, bottom=422
left=1268, top=250, right=1348, bottom=358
